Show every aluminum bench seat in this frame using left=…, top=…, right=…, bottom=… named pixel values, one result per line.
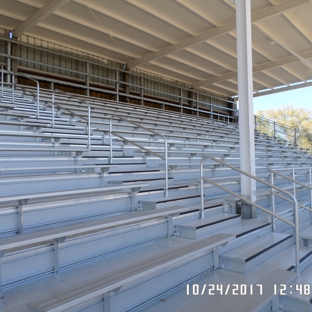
left=26, top=233, right=235, bottom=312
left=0, top=164, right=114, bottom=174
left=0, top=205, right=192, bottom=255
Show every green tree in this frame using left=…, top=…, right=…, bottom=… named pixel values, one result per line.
left=256, top=106, right=312, bottom=149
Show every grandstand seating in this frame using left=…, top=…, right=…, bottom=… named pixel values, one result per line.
left=0, top=85, right=312, bottom=312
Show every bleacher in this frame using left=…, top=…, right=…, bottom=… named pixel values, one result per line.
left=1, top=85, right=312, bottom=312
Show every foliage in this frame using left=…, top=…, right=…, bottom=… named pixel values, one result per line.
left=256, top=106, right=312, bottom=149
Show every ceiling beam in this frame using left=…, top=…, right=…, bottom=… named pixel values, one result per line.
left=13, top=0, right=72, bottom=38
left=192, top=49, right=312, bottom=88
left=253, top=80, right=312, bottom=97
left=127, top=0, right=309, bottom=69
left=253, top=23, right=312, bottom=71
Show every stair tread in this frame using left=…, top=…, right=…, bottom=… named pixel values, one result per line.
left=300, top=225, right=312, bottom=239
left=176, top=213, right=241, bottom=229
left=140, top=194, right=200, bottom=204
left=220, top=232, right=293, bottom=262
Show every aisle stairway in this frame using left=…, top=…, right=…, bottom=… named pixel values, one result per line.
left=0, top=86, right=312, bottom=312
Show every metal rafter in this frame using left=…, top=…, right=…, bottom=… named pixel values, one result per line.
left=253, top=23, right=312, bottom=71
left=192, top=49, right=312, bottom=88
left=13, top=0, right=72, bottom=38
left=17, top=0, right=158, bottom=52
left=126, top=0, right=197, bottom=36
left=127, top=0, right=309, bottom=69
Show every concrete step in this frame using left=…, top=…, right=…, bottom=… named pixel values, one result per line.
left=139, top=194, right=201, bottom=210
left=220, top=232, right=294, bottom=274
left=175, top=213, right=241, bottom=239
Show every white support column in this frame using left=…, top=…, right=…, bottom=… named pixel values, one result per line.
left=235, top=0, right=257, bottom=218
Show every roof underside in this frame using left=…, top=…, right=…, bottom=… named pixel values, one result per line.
left=1, top=0, right=312, bottom=97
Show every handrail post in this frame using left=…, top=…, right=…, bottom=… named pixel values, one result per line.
left=293, top=195, right=300, bottom=277
left=12, top=73, right=15, bottom=104
left=310, top=168, right=312, bottom=220
left=36, top=80, right=40, bottom=119
left=52, top=90, right=55, bottom=128
left=270, top=172, right=276, bottom=232
left=109, top=119, right=113, bottom=164
left=164, top=137, right=168, bottom=197
left=0, top=65, right=3, bottom=99
left=88, top=105, right=91, bottom=151
left=292, top=169, right=296, bottom=198
left=200, top=158, right=205, bottom=219
left=200, top=156, right=300, bottom=276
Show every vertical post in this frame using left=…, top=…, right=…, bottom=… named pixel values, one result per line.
left=140, top=77, right=144, bottom=106
left=52, top=91, right=55, bottom=128
left=12, top=74, right=15, bottom=104
left=200, top=159, right=205, bottom=219
left=164, top=137, right=168, bottom=197
left=36, top=80, right=40, bottom=119
left=292, top=169, right=296, bottom=198
left=6, top=41, right=11, bottom=84
left=180, top=88, right=183, bottom=114
left=309, top=168, right=312, bottom=221
left=293, top=197, right=300, bottom=278
left=195, top=92, right=199, bottom=116
left=254, top=115, right=257, bottom=132
left=294, top=128, right=297, bottom=147
left=0, top=65, right=3, bottom=99
left=88, top=105, right=91, bottom=151
left=273, top=121, right=276, bottom=139
left=235, top=0, right=257, bottom=217
left=115, top=70, right=119, bottom=102
left=85, top=62, right=90, bottom=97
left=103, top=292, right=111, bottom=312
left=109, top=119, right=113, bottom=163
left=270, top=172, right=276, bottom=232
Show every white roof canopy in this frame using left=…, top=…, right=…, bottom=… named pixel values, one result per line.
left=1, top=0, right=312, bottom=97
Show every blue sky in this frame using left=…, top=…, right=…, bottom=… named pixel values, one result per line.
left=252, top=86, right=312, bottom=114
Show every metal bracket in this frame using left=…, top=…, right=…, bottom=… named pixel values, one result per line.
left=103, top=292, right=111, bottom=312
left=130, top=187, right=141, bottom=211
left=17, top=199, right=28, bottom=233
left=213, top=247, right=219, bottom=270
left=167, top=215, right=173, bottom=237
left=53, top=236, right=66, bottom=274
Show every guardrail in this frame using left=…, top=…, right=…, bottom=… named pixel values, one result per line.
left=199, top=155, right=300, bottom=277
left=109, top=115, right=169, bottom=197
left=0, top=45, right=236, bottom=123
left=255, top=115, right=312, bottom=153
left=270, top=168, right=312, bottom=216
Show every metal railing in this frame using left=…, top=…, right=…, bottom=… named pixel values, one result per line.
left=0, top=41, right=236, bottom=123
left=255, top=115, right=312, bottom=152
left=0, top=65, right=3, bottom=99
left=200, top=155, right=300, bottom=277
left=0, top=67, right=40, bottom=117
left=270, top=168, right=312, bottom=214
left=109, top=115, right=169, bottom=197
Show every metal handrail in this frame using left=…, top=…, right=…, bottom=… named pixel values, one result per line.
left=200, top=155, right=300, bottom=277
left=0, top=50, right=235, bottom=122
left=0, top=65, right=3, bottom=99
left=9, top=71, right=40, bottom=118
left=270, top=168, right=312, bottom=213
left=52, top=89, right=92, bottom=150
left=110, top=115, right=169, bottom=197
